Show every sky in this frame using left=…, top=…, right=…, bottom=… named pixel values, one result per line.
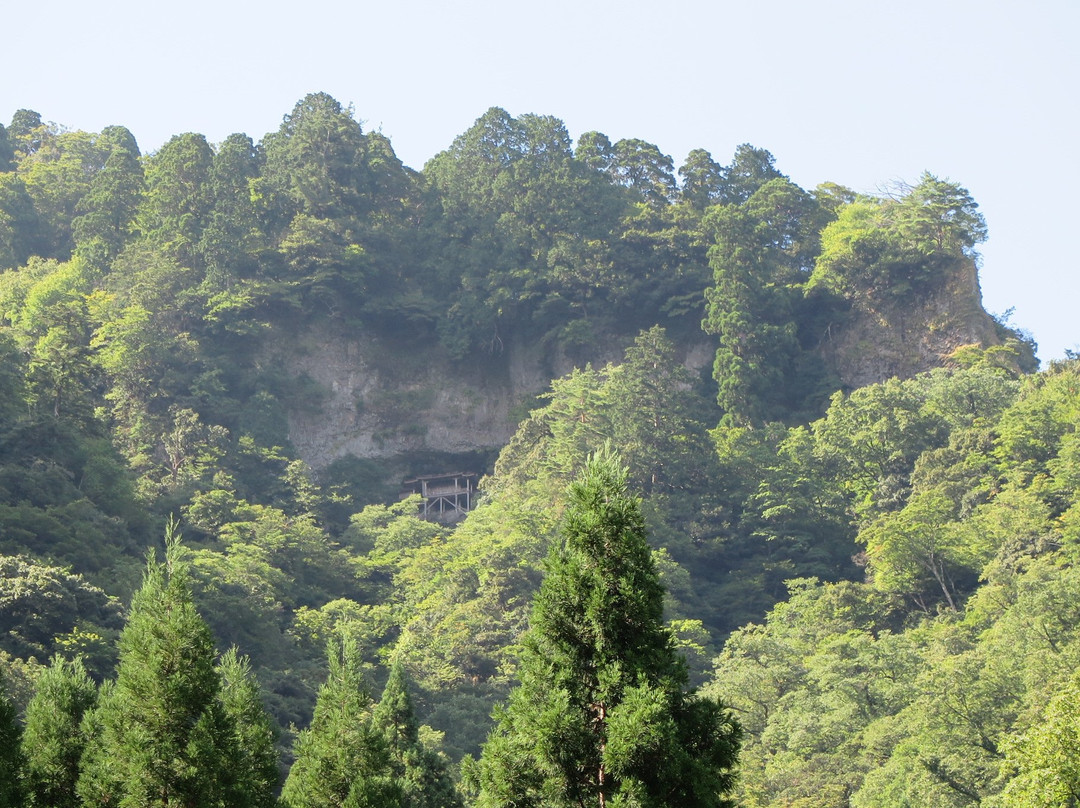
left=3, top=0, right=1077, bottom=359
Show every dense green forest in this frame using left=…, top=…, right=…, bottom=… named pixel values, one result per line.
left=1, top=93, right=1073, bottom=806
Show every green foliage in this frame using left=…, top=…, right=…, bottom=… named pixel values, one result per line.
left=373, top=660, right=462, bottom=808
left=0, top=172, right=41, bottom=270
left=702, top=177, right=837, bottom=426
left=0, top=669, right=24, bottom=808
left=217, top=648, right=281, bottom=808
left=678, top=148, right=725, bottom=209
left=809, top=174, right=987, bottom=302
left=141, top=132, right=214, bottom=266
left=609, top=137, right=678, bottom=206
left=705, top=357, right=1080, bottom=806
left=22, top=654, right=97, bottom=808
left=17, top=127, right=110, bottom=259
left=199, top=132, right=263, bottom=287
left=0, top=97, right=1055, bottom=805
left=860, top=491, right=967, bottom=610
left=995, top=667, right=1080, bottom=806
left=2, top=256, right=98, bottom=422
left=813, top=376, right=950, bottom=516
left=716, top=144, right=786, bottom=206
left=427, top=107, right=621, bottom=356
left=78, top=530, right=233, bottom=808
left=281, top=634, right=402, bottom=808
left=72, top=127, right=143, bottom=266
left=261, top=93, right=370, bottom=221
left=0, top=556, right=123, bottom=673
left=471, top=450, right=740, bottom=807
left=0, top=123, right=13, bottom=171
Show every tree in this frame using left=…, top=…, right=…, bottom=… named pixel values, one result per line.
left=809, top=174, right=987, bottom=303
left=260, top=92, right=369, bottom=221
left=72, top=127, right=143, bottom=265
left=606, top=325, right=713, bottom=496
left=77, top=528, right=231, bottom=808
left=678, top=149, right=724, bottom=210
left=281, top=633, right=402, bottom=808
left=701, top=175, right=835, bottom=426
left=0, top=123, right=13, bottom=170
left=18, top=259, right=97, bottom=421
left=470, top=449, right=741, bottom=807
left=706, top=579, right=919, bottom=806
left=716, top=143, right=785, bottom=205
left=8, top=109, right=45, bottom=157
left=702, top=199, right=799, bottom=426
left=22, top=654, right=98, bottom=808
left=0, top=670, right=24, bottom=808
left=199, top=132, right=264, bottom=287
left=0, top=172, right=41, bottom=269
left=217, top=648, right=280, bottom=808
left=0, top=555, right=121, bottom=664
left=894, top=172, right=986, bottom=259
left=18, top=128, right=109, bottom=259
left=575, top=131, right=616, bottom=175
left=426, top=108, right=622, bottom=357
left=141, top=132, right=214, bottom=267
left=373, top=660, right=462, bottom=808
left=610, top=139, right=677, bottom=207
left=812, top=376, right=949, bottom=517
left=859, top=490, right=965, bottom=611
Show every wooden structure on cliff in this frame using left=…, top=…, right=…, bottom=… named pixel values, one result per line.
left=401, top=472, right=478, bottom=523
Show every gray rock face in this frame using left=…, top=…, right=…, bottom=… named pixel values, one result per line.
left=282, top=258, right=1000, bottom=471
left=283, top=328, right=715, bottom=470
left=817, top=258, right=1000, bottom=390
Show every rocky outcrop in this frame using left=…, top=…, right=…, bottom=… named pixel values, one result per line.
left=282, top=259, right=1004, bottom=471
left=817, top=257, right=1000, bottom=390
left=282, top=327, right=714, bottom=471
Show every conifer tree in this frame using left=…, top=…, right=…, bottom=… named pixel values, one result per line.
left=217, top=648, right=281, bottom=808
left=373, top=660, right=461, bottom=808
left=0, top=672, right=24, bottom=808
left=75, top=680, right=119, bottom=808
left=77, top=528, right=231, bottom=808
left=281, top=633, right=402, bottom=808
left=22, top=654, right=97, bottom=808
left=470, top=449, right=741, bottom=808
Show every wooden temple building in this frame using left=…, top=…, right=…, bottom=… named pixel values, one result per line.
left=400, top=472, right=478, bottom=522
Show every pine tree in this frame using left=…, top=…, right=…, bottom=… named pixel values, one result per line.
left=0, top=671, right=24, bottom=808
left=77, top=528, right=230, bottom=808
left=22, top=654, right=97, bottom=808
left=470, top=449, right=741, bottom=807
left=75, top=680, right=120, bottom=808
left=373, top=660, right=462, bottom=808
left=281, top=633, right=402, bottom=808
left=217, top=648, right=281, bottom=808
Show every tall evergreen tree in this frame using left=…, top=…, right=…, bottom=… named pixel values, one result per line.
left=373, top=660, right=462, bottom=808
left=281, top=633, right=402, bottom=808
left=607, top=325, right=712, bottom=495
left=0, top=122, right=13, bottom=169
left=217, top=648, right=281, bottom=808
left=702, top=178, right=831, bottom=426
left=22, top=654, right=97, bottom=808
left=0, top=671, right=24, bottom=808
left=0, top=172, right=41, bottom=269
left=470, top=449, right=741, bottom=808
left=77, top=528, right=230, bottom=808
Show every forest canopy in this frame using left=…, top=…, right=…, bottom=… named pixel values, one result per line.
left=0, top=95, right=1064, bottom=807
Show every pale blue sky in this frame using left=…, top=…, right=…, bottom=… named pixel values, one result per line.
left=4, top=0, right=1076, bottom=359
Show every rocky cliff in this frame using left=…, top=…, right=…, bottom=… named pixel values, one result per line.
left=282, top=327, right=714, bottom=472
left=817, top=257, right=1004, bottom=390
left=283, top=258, right=1011, bottom=474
